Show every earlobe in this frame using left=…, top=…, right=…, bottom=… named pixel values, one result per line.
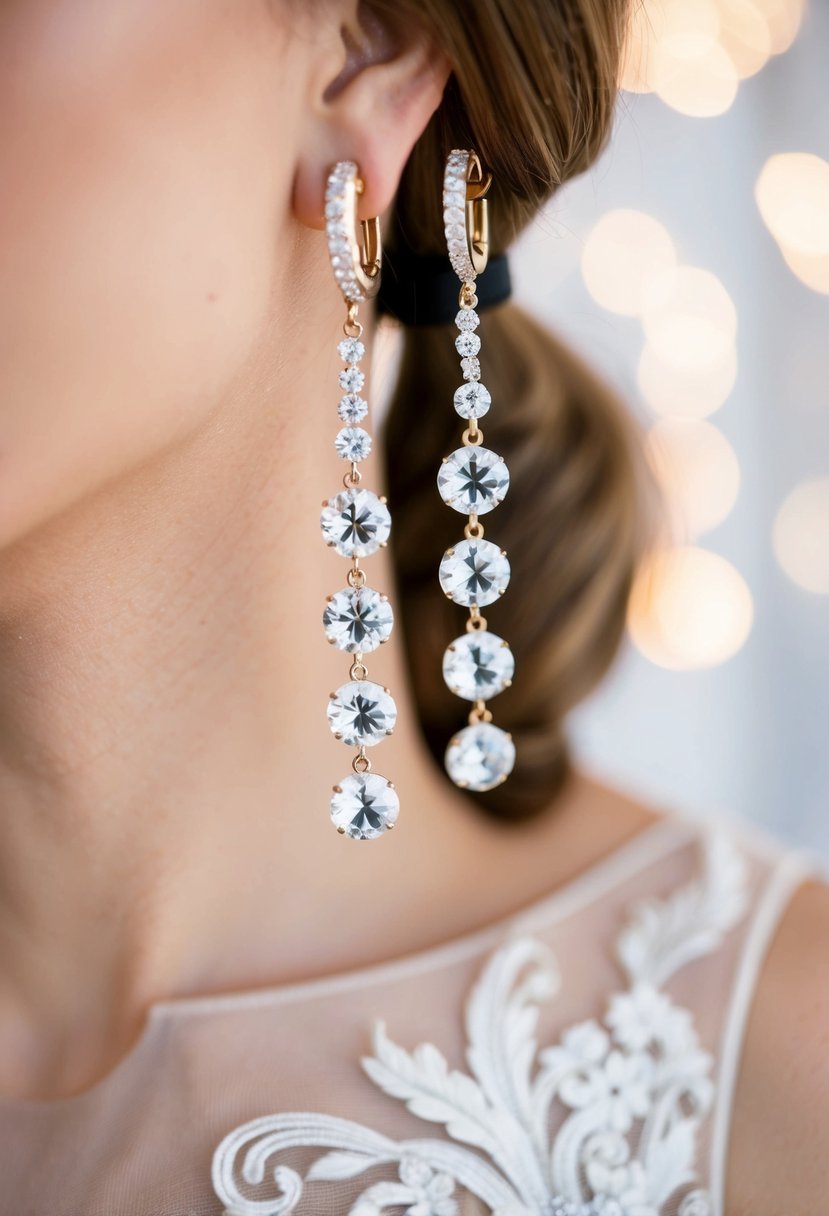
left=293, top=7, right=451, bottom=231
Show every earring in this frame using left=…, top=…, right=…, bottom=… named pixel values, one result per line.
left=437, top=149, right=516, bottom=792
left=320, top=160, right=400, bottom=840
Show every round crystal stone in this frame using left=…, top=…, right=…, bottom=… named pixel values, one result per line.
left=334, top=426, right=372, bottom=462
left=443, top=630, right=514, bottom=702
left=453, top=382, right=490, bottom=420
left=331, top=772, right=399, bottom=840
left=337, top=337, right=365, bottom=365
left=338, top=393, right=368, bottom=424
left=323, top=587, right=394, bottom=653
left=437, top=446, right=510, bottom=515
left=455, top=331, right=481, bottom=357
left=339, top=367, right=365, bottom=393
left=461, top=357, right=481, bottom=381
left=455, top=308, right=480, bottom=332
left=327, top=680, right=397, bottom=746
left=321, top=488, right=391, bottom=557
left=445, top=722, right=515, bottom=792
left=439, top=540, right=511, bottom=607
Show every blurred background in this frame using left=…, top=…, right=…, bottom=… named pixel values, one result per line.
left=509, top=0, right=829, bottom=858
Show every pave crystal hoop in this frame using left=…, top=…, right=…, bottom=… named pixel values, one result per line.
left=320, top=161, right=400, bottom=840
left=438, top=149, right=516, bottom=793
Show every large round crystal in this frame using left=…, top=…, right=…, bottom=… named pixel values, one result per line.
left=437, top=447, right=509, bottom=515
left=439, top=540, right=511, bottom=607
left=321, top=489, right=391, bottom=557
left=323, top=587, right=393, bottom=653
left=443, top=630, right=514, bottom=702
left=331, top=773, right=399, bottom=840
left=445, top=722, right=515, bottom=792
left=327, top=680, right=397, bottom=746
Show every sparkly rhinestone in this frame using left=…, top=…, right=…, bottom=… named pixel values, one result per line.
left=461, top=357, right=481, bottom=381
left=334, top=427, right=372, bottom=462
left=338, top=393, right=368, bottom=424
left=321, top=488, right=391, bottom=557
left=337, top=337, right=365, bottom=365
left=323, top=587, right=393, bottom=653
left=453, top=382, right=490, bottom=420
left=443, top=630, right=514, bottom=701
left=339, top=367, right=365, bottom=393
left=437, top=446, right=509, bottom=515
left=327, top=680, right=397, bottom=746
left=439, top=540, right=511, bottom=607
left=455, top=308, right=480, bottom=332
left=443, top=206, right=465, bottom=227
left=330, top=773, right=399, bottom=840
left=455, top=331, right=481, bottom=357
left=445, top=722, right=515, bottom=792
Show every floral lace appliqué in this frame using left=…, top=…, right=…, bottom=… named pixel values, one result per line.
left=211, top=834, right=747, bottom=1216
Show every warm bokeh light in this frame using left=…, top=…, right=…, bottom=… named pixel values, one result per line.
left=581, top=210, right=677, bottom=317
left=772, top=478, right=829, bottom=595
left=756, top=153, right=829, bottom=257
left=642, top=265, right=737, bottom=373
left=718, top=0, right=773, bottom=78
left=645, top=418, right=741, bottom=538
left=652, top=34, right=739, bottom=117
left=620, top=0, right=805, bottom=107
left=780, top=247, right=829, bottom=295
left=628, top=545, right=754, bottom=669
left=754, top=0, right=807, bottom=54
left=638, top=340, right=738, bottom=418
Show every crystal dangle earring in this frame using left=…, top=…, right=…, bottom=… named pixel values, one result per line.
left=320, top=161, right=400, bottom=840
left=438, top=149, right=516, bottom=792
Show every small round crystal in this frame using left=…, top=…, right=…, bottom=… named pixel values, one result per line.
left=331, top=773, right=399, bottom=840
left=321, top=488, right=391, bottom=557
left=338, top=394, right=368, bottom=424
left=334, top=427, right=372, bottom=462
left=461, top=357, right=481, bottom=381
left=439, top=540, right=511, bottom=607
left=339, top=367, right=365, bottom=393
left=327, top=680, right=397, bottom=746
left=337, top=337, right=365, bottom=365
left=323, top=587, right=393, bottom=653
left=455, top=308, right=480, bottom=332
left=453, top=382, right=491, bottom=420
left=445, top=722, right=516, bottom=792
left=442, top=630, right=514, bottom=702
left=455, top=331, right=481, bottom=357
left=437, top=447, right=510, bottom=515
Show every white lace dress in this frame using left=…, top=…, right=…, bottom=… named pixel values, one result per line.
left=0, top=809, right=818, bottom=1216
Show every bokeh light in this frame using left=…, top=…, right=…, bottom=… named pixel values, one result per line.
left=645, top=418, right=741, bottom=538
left=651, top=33, right=739, bottom=117
left=772, top=478, right=829, bottom=594
left=581, top=210, right=677, bottom=316
left=620, top=0, right=806, bottom=111
left=638, top=340, right=738, bottom=418
left=628, top=545, right=754, bottom=669
left=641, top=265, right=737, bottom=373
left=756, top=153, right=829, bottom=294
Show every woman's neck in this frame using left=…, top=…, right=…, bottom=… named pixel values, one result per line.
left=0, top=292, right=477, bottom=1096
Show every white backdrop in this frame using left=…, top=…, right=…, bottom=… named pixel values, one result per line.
left=511, top=3, right=829, bottom=857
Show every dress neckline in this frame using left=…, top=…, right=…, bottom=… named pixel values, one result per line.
left=0, top=807, right=698, bottom=1110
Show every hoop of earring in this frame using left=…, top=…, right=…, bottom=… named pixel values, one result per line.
left=320, top=160, right=400, bottom=840
left=437, top=149, right=516, bottom=792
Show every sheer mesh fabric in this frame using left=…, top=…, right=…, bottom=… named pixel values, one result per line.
left=0, top=809, right=816, bottom=1216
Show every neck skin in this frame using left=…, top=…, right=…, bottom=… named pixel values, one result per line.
left=0, top=238, right=651, bottom=1102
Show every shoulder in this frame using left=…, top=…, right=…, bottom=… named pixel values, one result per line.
left=727, top=873, right=829, bottom=1213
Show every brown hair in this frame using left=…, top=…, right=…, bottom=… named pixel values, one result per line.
left=377, top=0, right=656, bottom=821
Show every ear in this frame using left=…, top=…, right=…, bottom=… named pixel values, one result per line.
left=293, top=2, right=451, bottom=229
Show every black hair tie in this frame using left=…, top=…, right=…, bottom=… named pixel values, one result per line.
left=376, top=246, right=512, bottom=327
